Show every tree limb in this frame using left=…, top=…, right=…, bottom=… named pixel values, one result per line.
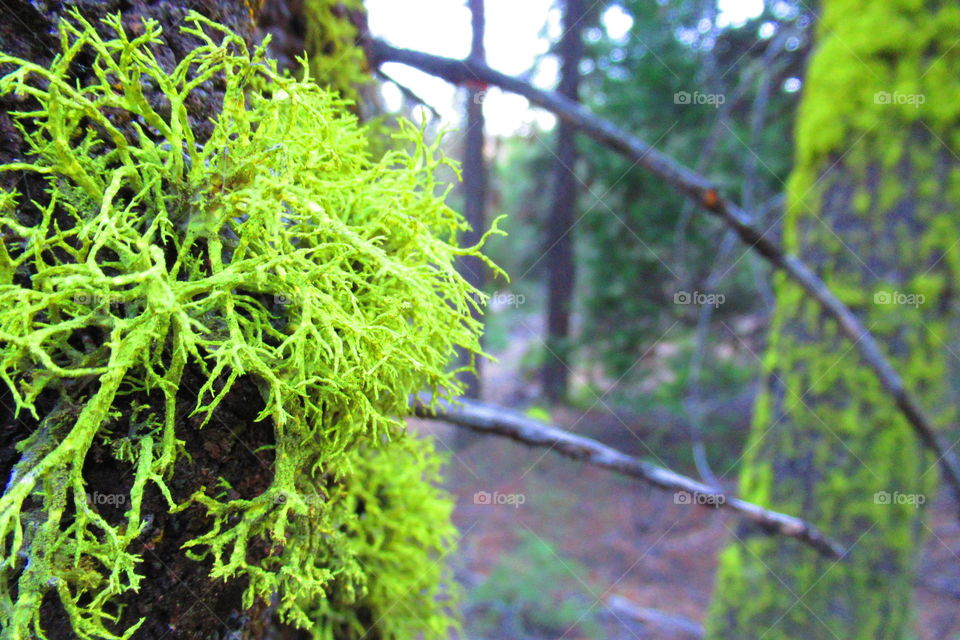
left=606, top=595, right=704, bottom=638
left=373, top=40, right=960, bottom=506
left=374, top=69, right=441, bottom=119
left=414, top=395, right=846, bottom=558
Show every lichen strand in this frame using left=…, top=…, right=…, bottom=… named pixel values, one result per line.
left=0, top=12, right=500, bottom=640
left=706, top=2, right=960, bottom=639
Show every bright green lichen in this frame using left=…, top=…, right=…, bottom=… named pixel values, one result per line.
left=0, top=11, right=501, bottom=639
left=707, top=1, right=960, bottom=638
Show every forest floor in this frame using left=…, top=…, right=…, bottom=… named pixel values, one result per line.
left=410, top=313, right=960, bottom=640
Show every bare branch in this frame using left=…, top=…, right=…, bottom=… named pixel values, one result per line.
left=414, top=395, right=846, bottom=558
left=374, top=69, right=441, bottom=119
left=606, top=595, right=704, bottom=638
left=374, top=41, right=960, bottom=506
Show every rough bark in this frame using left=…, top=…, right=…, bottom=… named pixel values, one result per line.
left=706, top=2, right=960, bottom=637
left=542, top=0, right=584, bottom=402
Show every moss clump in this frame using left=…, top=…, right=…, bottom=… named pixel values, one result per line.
left=0, top=10, right=501, bottom=639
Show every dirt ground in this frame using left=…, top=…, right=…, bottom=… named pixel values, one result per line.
left=410, top=315, right=960, bottom=640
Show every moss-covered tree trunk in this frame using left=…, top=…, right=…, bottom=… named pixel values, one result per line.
left=706, top=2, right=960, bottom=638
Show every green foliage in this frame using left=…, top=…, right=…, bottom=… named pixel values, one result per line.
left=468, top=530, right=600, bottom=639
left=523, top=405, right=552, bottom=423
left=643, top=342, right=753, bottom=412
left=0, top=11, right=501, bottom=639
left=483, top=138, right=554, bottom=283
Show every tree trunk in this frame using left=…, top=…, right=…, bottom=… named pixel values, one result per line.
left=706, top=2, right=960, bottom=638
left=542, top=0, right=585, bottom=402
left=455, top=0, right=487, bottom=402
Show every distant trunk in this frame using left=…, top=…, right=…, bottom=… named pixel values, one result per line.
left=455, top=0, right=488, bottom=403
left=706, top=2, right=959, bottom=638
left=542, top=0, right=584, bottom=402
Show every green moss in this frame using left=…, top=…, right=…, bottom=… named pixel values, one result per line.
left=0, top=11, right=502, bottom=639
left=790, top=0, right=960, bottom=220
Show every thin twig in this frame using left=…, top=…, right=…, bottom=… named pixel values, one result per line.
left=374, top=69, right=441, bottom=119
left=373, top=41, right=960, bottom=506
left=606, top=595, right=704, bottom=638
left=414, top=395, right=846, bottom=558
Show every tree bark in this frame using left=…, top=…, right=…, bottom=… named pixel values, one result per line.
left=706, top=2, right=960, bottom=637
left=542, top=0, right=585, bottom=402
left=455, top=0, right=487, bottom=403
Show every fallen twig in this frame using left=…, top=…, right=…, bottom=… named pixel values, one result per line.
left=606, top=595, right=704, bottom=638
left=414, top=395, right=846, bottom=558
